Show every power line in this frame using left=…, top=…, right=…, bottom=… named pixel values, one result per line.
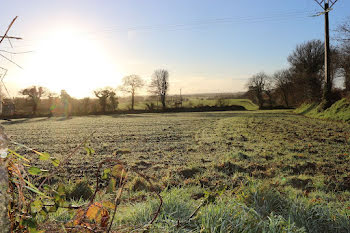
left=0, top=49, right=33, bottom=54
left=0, top=53, right=23, bottom=69
left=14, top=10, right=315, bottom=45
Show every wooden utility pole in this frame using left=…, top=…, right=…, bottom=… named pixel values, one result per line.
left=313, top=0, right=338, bottom=109
left=324, top=2, right=331, bottom=109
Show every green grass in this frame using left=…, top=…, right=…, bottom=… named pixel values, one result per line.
left=295, top=98, right=350, bottom=122
left=118, top=98, right=258, bottom=111
left=3, top=110, right=350, bottom=232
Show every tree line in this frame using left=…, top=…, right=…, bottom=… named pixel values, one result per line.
left=246, top=18, right=350, bottom=109
left=12, top=69, right=170, bottom=116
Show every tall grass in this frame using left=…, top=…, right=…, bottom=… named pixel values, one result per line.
left=113, top=183, right=350, bottom=232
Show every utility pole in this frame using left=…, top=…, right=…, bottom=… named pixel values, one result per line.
left=313, top=0, right=338, bottom=109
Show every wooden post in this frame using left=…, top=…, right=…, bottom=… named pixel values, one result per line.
left=0, top=126, right=9, bottom=232
left=322, top=2, right=332, bottom=109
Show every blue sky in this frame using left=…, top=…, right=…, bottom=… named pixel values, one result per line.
left=1, top=0, right=350, bottom=97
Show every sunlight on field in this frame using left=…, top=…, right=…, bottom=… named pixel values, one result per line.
left=118, top=98, right=259, bottom=111
left=3, top=110, right=350, bottom=231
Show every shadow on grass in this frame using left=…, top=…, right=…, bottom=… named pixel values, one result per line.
left=1, top=117, right=49, bottom=125
left=298, top=103, right=318, bottom=115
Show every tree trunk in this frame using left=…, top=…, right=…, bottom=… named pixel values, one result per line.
left=0, top=126, right=10, bottom=232
left=283, top=91, right=289, bottom=107
left=345, top=69, right=350, bottom=94
left=257, top=92, right=264, bottom=110
left=33, top=103, right=37, bottom=116
left=131, top=91, right=135, bottom=110
left=161, top=95, right=166, bottom=109
left=102, top=102, right=106, bottom=113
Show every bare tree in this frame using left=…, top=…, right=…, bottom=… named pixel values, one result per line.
left=340, top=45, right=350, bottom=93
left=149, top=69, right=169, bottom=109
left=273, top=69, right=293, bottom=107
left=336, top=17, right=350, bottom=42
left=19, top=86, right=47, bottom=116
left=337, top=18, right=350, bottom=93
left=94, top=87, right=116, bottom=113
left=288, top=40, right=324, bottom=102
left=246, top=72, right=268, bottom=109
left=119, top=75, right=144, bottom=110
left=264, top=77, right=275, bottom=108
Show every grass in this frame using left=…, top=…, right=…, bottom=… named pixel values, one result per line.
left=295, top=98, right=350, bottom=122
left=118, top=98, right=259, bottom=111
left=3, top=109, right=350, bottom=232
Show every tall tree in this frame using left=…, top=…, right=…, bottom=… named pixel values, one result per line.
left=60, top=90, right=72, bottom=118
left=119, top=75, right=144, bottom=110
left=19, top=86, right=47, bottom=116
left=109, top=91, right=118, bottom=112
left=337, top=18, right=350, bottom=93
left=288, top=40, right=324, bottom=102
left=340, top=45, right=350, bottom=93
left=94, top=87, right=116, bottom=113
left=246, top=72, right=268, bottom=109
left=264, top=77, right=275, bottom=108
left=149, top=69, right=169, bottom=109
left=273, top=69, right=293, bottom=107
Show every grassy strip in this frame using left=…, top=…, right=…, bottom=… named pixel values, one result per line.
left=295, top=98, right=350, bottom=122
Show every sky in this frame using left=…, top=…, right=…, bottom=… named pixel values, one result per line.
left=0, top=0, right=350, bottom=98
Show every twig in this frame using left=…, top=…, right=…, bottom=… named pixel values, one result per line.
left=188, top=201, right=205, bottom=220
left=107, top=169, right=128, bottom=233
left=59, top=130, right=97, bottom=168
left=0, top=16, right=18, bottom=44
left=133, top=170, right=163, bottom=226
left=74, top=158, right=125, bottom=227
left=39, top=130, right=96, bottom=189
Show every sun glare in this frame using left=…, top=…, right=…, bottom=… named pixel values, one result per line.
left=21, top=27, right=123, bottom=98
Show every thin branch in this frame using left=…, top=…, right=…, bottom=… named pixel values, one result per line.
left=107, top=170, right=128, bottom=233
left=74, top=158, right=125, bottom=228
left=0, top=36, right=22, bottom=40
left=133, top=171, right=163, bottom=226
left=38, top=130, right=96, bottom=189
left=0, top=16, right=18, bottom=44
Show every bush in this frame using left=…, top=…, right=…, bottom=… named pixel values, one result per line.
left=68, top=180, right=93, bottom=200
left=145, top=102, right=156, bottom=111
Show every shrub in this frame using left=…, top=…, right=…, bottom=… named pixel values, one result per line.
left=68, top=180, right=93, bottom=200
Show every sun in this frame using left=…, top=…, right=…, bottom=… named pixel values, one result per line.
left=21, top=27, right=123, bottom=98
